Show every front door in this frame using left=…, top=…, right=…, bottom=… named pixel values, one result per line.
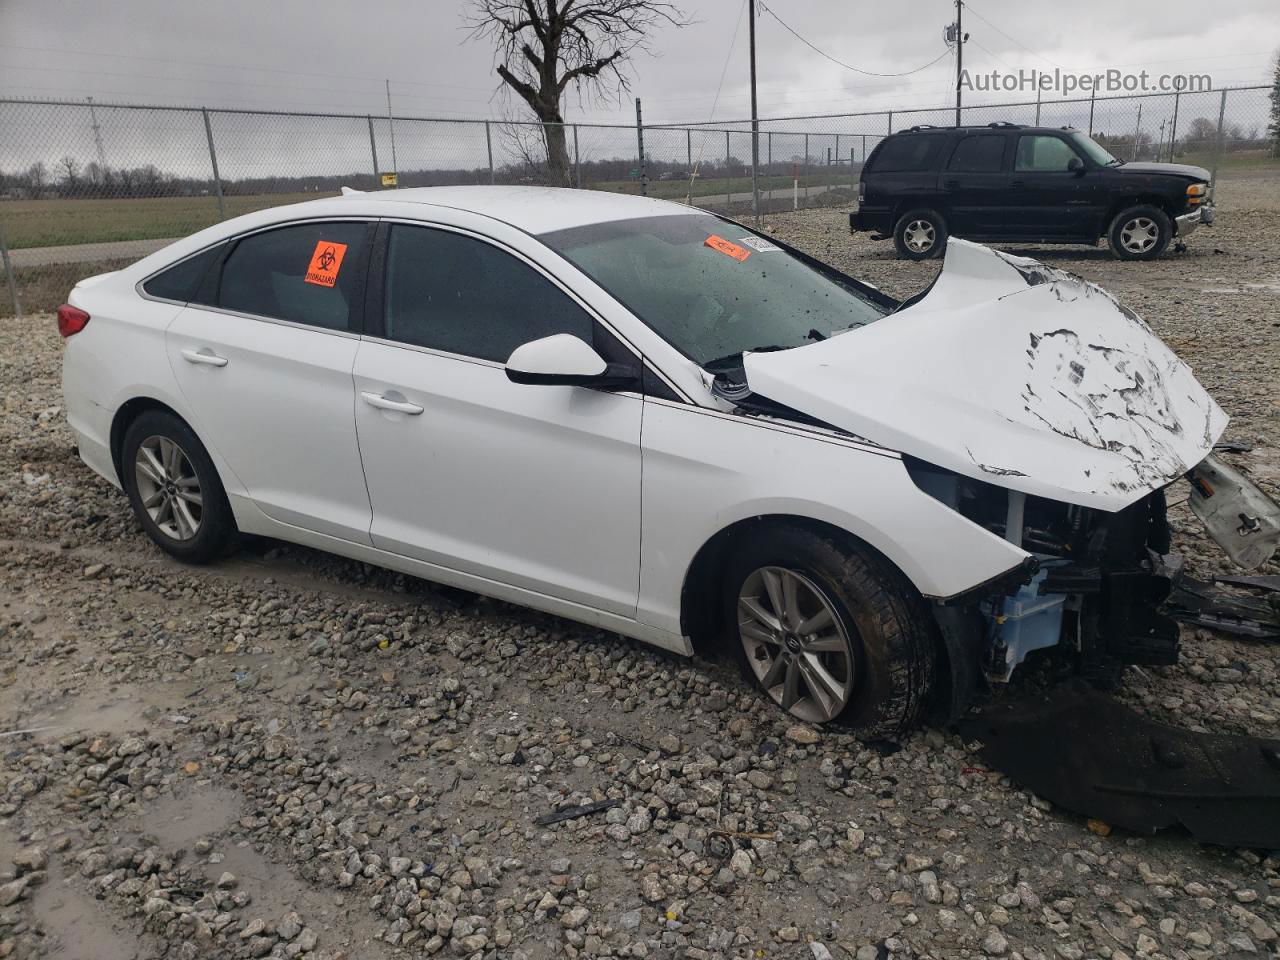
left=165, top=219, right=374, bottom=543
left=353, top=222, right=643, bottom=616
left=1007, top=134, right=1102, bottom=239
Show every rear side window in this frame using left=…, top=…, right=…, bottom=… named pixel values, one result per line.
left=947, top=135, right=1007, bottom=172
left=1016, top=135, right=1080, bottom=172
left=142, top=245, right=222, bottom=302
left=216, top=221, right=366, bottom=331
left=383, top=224, right=594, bottom=363
left=869, top=134, right=945, bottom=173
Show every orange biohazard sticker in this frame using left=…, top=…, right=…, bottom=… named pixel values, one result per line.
left=704, top=234, right=751, bottom=262
left=304, top=240, right=348, bottom=287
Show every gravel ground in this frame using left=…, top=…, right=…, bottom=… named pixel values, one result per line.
left=1, top=180, right=1279, bottom=960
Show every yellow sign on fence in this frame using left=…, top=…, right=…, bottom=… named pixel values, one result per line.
left=380, top=172, right=398, bottom=187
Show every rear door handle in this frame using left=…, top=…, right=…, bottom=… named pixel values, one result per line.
left=1010, top=179, right=1025, bottom=187
left=181, top=348, right=228, bottom=367
left=943, top=179, right=960, bottom=189
left=361, top=391, right=423, bottom=415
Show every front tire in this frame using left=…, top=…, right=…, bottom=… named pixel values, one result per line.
left=723, top=526, right=938, bottom=738
left=121, top=410, right=237, bottom=564
left=893, top=208, right=948, bottom=260
left=1107, top=204, right=1171, bottom=260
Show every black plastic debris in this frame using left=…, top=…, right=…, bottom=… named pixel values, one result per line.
left=534, top=798, right=621, bottom=826
left=959, top=683, right=1280, bottom=847
left=1166, top=575, right=1280, bottom=640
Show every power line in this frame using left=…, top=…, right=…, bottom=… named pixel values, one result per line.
left=960, top=2, right=1065, bottom=69
left=757, top=2, right=952, bottom=78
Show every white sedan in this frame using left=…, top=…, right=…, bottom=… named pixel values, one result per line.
left=59, top=187, right=1278, bottom=736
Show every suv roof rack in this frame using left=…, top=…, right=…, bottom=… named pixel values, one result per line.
left=986, top=121, right=1021, bottom=129
left=905, top=124, right=940, bottom=132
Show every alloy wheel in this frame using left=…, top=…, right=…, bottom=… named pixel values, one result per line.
left=903, top=220, right=936, bottom=253
left=134, top=435, right=203, bottom=541
left=1120, top=216, right=1159, bottom=254
left=737, top=566, right=855, bottom=723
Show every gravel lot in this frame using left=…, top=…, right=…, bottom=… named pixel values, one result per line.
left=1, top=179, right=1279, bottom=960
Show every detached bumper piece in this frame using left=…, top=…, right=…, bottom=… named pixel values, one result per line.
left=960, top=684, right=1280, bottom=847
left=1166, top=574, right=1280, bottom=640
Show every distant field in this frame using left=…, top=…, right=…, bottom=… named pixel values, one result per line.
left=1, top=192, right=330, bottom=249
left=597, top=171, right=856, bottom=200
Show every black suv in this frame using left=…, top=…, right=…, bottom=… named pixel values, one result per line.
left=850, top=123, right=1214, bottom=261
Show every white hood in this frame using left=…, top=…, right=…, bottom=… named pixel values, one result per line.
left=744, top=239, right=1227, bottom=511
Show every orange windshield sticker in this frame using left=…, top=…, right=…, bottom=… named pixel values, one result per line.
left=704, top=234, right=751, bottom=262
left=304, top=241, right=348, bottom=287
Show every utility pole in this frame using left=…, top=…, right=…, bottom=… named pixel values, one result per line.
left=635, top=98, right=648, bottom=197
left=385, top=79, right=398, bottom=176
left=748, top=0, right=760, bottom=226
left=87, top=96, right=106, bottom=169
left=954, top=0, right=964, bottom=126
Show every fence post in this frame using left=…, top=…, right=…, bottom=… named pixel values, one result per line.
left=574, top=125, right=582, bottom=188
left=1034, top=87, right=1041, bottom=125
left=861, top=134, right=867, bottom=162
left=366, top=116, right=380, bottom=182
left=1087, top=90, right=1096, bottom=136
left=803, top=133, right=809, bottom=201
left=0, top=222, right=20, bottom=320
left=887, top=111, right=893, bottom=134
left=767, top=131, right=772, bottom=174
left=201, top=108, right=226, bottom=220
left=686, top=128, right=692, bottom=173
left=635, top=100, right=648, bottom=196
left=834, top=134, right=840, bottom=165
left=725, top=130, right=731, bottom=208
left=850, top=147, right=855, bottom=192
left=484, top=121, right=494, bottom=184
left=1211, top=88, right=1228, bottom=186
left=1168, top=92, right=1181, bottom=163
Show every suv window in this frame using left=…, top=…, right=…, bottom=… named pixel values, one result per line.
left=1015, top=135, right=1080, bottom=172
left=142, top=244, right=223, bottom=302
left=216, top=221, right=366, bottom=331
left=383, top=224, right=594, bottom=363
left=869, top=134, right=946, bottom=173
left=947, top=135, right=1007, bottom=172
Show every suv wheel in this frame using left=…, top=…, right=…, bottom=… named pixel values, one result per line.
left=122, top=410, right=238, bottom=564
left=724, top=525, right=938, bottom=738
left=893, top=209, right=947, bottom=261
left=1108, top=204, right=1171, bottom=260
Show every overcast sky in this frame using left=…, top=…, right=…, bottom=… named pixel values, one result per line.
left=1, top=0, right=1276, bottom=125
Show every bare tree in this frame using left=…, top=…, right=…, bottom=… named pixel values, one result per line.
left=57, top=156, right=80, bottom=192
left=470, top=0, right=685, bottom=185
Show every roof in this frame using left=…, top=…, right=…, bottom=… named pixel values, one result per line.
left=346, top=185, right=696, bottom=235
left=893, top=123, right=1081, bottom=136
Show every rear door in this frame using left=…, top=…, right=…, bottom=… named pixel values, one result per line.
left=940, top=133, right=1013, bottom=236
left=352, top=221, right=644, bottom=616
left=860, top=132, right=947, bottom=226
left=165, top=219, right=375, bottom=543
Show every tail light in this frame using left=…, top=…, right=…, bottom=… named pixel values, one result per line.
left=57, top=303, right=90, bottom=337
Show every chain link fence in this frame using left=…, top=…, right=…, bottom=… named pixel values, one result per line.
left=2, top=85, right=1276, bottom=316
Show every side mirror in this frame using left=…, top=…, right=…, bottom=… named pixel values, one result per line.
left=1067, top=156, right=1085, bottom=174
left=505, top=334, right=640, bottom=389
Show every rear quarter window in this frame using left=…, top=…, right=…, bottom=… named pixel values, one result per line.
left=868, top=134, right=946, bottom=173
left=142, top=244, right=223, bottom=302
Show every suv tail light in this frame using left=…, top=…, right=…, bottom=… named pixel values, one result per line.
left=57, top=304, right=90, bottom=337
left=858, top=180, right=866, bottom=201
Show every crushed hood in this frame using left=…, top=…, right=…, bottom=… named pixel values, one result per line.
left=744, top=239, right=1227, bottom=510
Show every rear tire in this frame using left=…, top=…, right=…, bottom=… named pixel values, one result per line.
left=1107, top=204, right=1171, bottom=260
left=723, top=525, right=938, bottom=739
left=893, top=208, right=948, bottom=260
left=121, top=410, right=237, bottom=564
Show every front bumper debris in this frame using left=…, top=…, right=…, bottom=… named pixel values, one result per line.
left=1175, top=202, right=1214, bottom=237
left=1188, top=454, right=1280, bottom=569
left=960, top=683, right=1280, bottom=847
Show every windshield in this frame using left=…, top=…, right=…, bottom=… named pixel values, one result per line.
left=539, top=213, right=890, bottom=367
left=1070, top=131, right=1120, bottom=166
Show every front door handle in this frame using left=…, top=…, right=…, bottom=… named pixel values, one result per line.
left=1010, top=178, right=1025, bottom=188
left=181, top=348, right=228, bottom=367
left=943, top=178, right=960, bottom=189
left=361, top=391, right=423, bottom=415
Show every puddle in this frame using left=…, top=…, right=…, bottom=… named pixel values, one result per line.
left=135, top=786, right=241, bottom=850
left=23, top=683, right=196, bottom=740
left=1197, top=275, right=1280, bottom=295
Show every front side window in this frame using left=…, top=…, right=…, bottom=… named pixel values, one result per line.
left=383, top=225, right=594, bottom=363
left=217, top=221, right=366, bottom=331
left=947, top=135, right=1007, bottom=173
left=540, top=213, right=890, bottom=368
left=1015, top=136, right=1082, bottom=172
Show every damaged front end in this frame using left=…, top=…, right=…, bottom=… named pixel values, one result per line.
left=728, top=238, right=1280, bottom=707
